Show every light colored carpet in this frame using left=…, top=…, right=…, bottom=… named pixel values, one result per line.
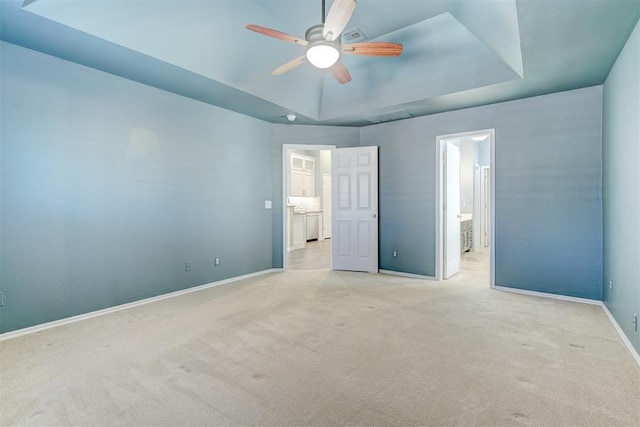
left=2, top=250, right=639, bottom=426
left=287, top=238, right=331, bottom=270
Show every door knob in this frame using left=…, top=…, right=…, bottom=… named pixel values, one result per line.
left=372, top=214, right=377, bottom=218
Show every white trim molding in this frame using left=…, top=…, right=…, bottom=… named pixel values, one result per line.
left=494, top=286, right=602, bottom=305
left=495, top=285, right=640, bottom=368
left=0, top=268, right=282, bottom=342
left=601, top=303, right=640, bottom=368
left=379, top=270, right=438, bottom=281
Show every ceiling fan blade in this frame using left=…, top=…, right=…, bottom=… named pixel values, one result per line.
left=271, top=56, right=308, bottom=76
left=330, top=61, right=352, bottom=84
left=342, top=42, right=403, bottom=57
left=323, top=0, right=357, bottom=41
left=246, top=24, right=308, bottom=46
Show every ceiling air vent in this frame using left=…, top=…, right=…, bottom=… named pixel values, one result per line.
left=362, top=110, right=414, bottom=124
left=342, top=27, right=367, bottom=43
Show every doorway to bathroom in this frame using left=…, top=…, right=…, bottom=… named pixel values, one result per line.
left=436, top=129, right=495, bottom=287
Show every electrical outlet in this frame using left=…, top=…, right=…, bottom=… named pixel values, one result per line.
left=633, top=314, right=638, bottom=332
left=214, top=257, right=220, bottom=266
left=392, top=250, right=398, bottom=258
left=185, top=261, right=192, bottom=272
left=609, top=279, right=613, bottom=291
left=0, top=291, right=5, bottom=307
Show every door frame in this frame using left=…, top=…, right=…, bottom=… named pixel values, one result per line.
left=480, top=166, right=491, bottom=247
left=435, top=129, right=495, bottom=287
left=282, top=144, right=336, bottom=271
left=322, top=173, right=332, bottom=239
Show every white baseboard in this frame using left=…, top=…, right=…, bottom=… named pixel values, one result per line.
left=493, top=286, right=602, bottom=305
left=4, top=270, right=639, bottom=370
left=379, top=270, right=438, bottom=281
left=600, top=303, right=640, bottom=368
left=0, top=268, right=281, bottom=342
left=494, top=285, right=640, bottom=368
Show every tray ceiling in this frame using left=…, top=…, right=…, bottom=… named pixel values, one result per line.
left=1, top=0, right=638, bottom=126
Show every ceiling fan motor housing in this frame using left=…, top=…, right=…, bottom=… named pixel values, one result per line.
left=305, top=24, right=341, bottom=50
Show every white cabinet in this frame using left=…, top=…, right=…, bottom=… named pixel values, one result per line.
left=302, top=173, right=315, bottom=196
left=289, top=153, right=316, bottom=197
left=306, top=213, right=320, bottom=241
left=291, top=170, right=305, bottom=196
left=291, top=155, right=304, bottom=170
left=303, top=158, right=315, bottom=172
left=291, top=214, right=306, bottom=250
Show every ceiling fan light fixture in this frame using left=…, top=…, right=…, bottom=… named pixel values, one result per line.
left=246, top=1, right=401, bottom=84
left=306, top=43, right=340, bottom=69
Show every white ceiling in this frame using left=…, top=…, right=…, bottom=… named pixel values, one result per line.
left=1, top=0, right=639, bottom=126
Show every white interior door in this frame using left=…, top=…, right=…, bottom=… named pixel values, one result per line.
left=331, top=147, right=379, bottom=273
left=483, top=167, right=491, bottom=247
left=322, top=174, right=332, bottom=238
left=444, top=142, right=461, bottom=278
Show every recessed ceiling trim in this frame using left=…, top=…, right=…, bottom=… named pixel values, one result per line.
left=362, top=110, right=413, bottom=124
left=6, top=0, right=639, bottom=127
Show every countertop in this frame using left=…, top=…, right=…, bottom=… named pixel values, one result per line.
left=292, top=210, right=323, bottom=215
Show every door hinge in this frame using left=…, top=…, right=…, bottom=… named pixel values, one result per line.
left=443, top=152, right=447, bottom=161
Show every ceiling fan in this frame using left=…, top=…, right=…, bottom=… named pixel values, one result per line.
left=246, top=0, right=403, bottom=84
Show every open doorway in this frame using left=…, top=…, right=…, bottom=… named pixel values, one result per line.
left=435, top=130, right=495, bottom=287
left=282, top=145, right=335, bottom=270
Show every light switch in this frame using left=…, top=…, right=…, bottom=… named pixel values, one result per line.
left=265, top=200, right=272, bottom=209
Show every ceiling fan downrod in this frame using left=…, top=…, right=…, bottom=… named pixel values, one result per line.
left=322, top=0, right=326, bottom=24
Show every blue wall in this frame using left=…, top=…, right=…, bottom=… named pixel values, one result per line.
left=0, top=42, right=274, bottom=333
left=0, top=38, right=620, bottom=334
left=603, top=20, right=640, bottom=353
left=361, top=87, right=603, bottom=300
